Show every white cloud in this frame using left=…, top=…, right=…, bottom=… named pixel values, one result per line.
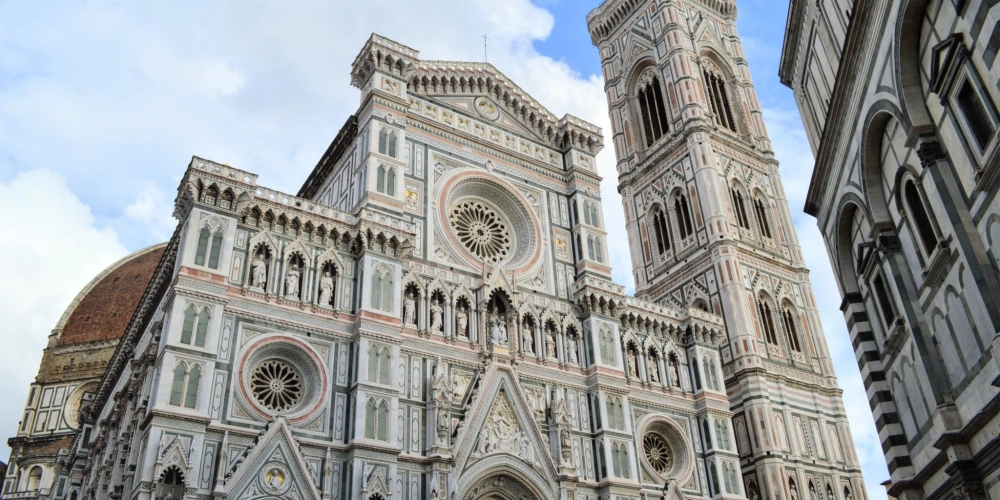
left=125, top=183, right=177, bottom=240
left=0, top=170, right=126, bottom=448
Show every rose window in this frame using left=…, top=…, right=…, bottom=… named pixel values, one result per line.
left=250, top=360, right=303, bottom=411
left=643, top=433, right=672, bottom=474
left=450, top=200, right=511, bottom=262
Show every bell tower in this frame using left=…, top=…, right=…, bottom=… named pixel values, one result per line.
left=589, top=1, right=868, bottom=500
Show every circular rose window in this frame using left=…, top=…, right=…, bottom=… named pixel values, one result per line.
left=643, top=432, right=672, bottom=474
left=450, top=200, right=511, bottom=262
left=637, top=416, right=693, bottom=483
left=239, top=338, right=326, bottom=422
left=250, top=360, right=303, bottom=411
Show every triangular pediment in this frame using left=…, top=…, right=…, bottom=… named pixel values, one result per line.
left=453, top=365, right=558, bottom=497
left=428, top=95, right=547, bottom=140
left=221, top=418, right=321, bottom=500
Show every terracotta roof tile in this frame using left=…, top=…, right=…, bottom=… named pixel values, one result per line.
left=58, top=245, right=166, bottom=347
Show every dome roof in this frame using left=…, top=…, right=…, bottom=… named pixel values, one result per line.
left=54, top=243, right=167, bottom=347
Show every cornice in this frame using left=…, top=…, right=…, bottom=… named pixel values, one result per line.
left=804, top=0, right=876, bottom=216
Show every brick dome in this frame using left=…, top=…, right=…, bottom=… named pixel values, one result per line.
left=54, top=243, right=166, bottom=347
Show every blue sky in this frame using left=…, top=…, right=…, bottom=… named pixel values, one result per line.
left=0, top=1, right=887, bottom=499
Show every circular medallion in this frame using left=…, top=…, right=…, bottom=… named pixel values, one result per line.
left=260, top=465, right=291, bottom=495
left=474, top=97, right=500, bottom=121
left=250, top=360, right=303, bottom=411
left=637, top=415, right=694, bottom=483
left=450, top=200, right=511, bottom=262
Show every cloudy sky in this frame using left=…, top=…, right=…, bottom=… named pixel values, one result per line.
left=0, top=1, right=886, bottom=498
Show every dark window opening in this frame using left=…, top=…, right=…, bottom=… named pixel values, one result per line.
left=956, top=78, right=997, bottom=150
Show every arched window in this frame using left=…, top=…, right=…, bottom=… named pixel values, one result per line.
left=903, top=180, right=937, bottom=255
left=651, top=205, right=671, bottom=254
left=195, top=309, right=209, bottom=348
left=27, top=467, right=42, bottom=491
left=702, top=418, right=714, bottom=449
left=723, top=461, right=734, bottom=494
left=870, top=272, right=897, bottom=329
left=587, top=235, right=596, bottom=260
left=595, top=237, right=604, bottom=263
left=365, top=398, right=377, bottom=439
left=385, top=167, right=396, bottom=196
left=158, top=467, right=185, bottom=499
left=731, top=187, right=751, bottom=229
left=618, top=444, right=630, bottom=477
left=605, top=397, right=625, bottom=430
left=716, top=419, right=731, bottom=449
left=597, top=442, right=607, bottom=478
left=184, top=364, right=201, bottom=409
left=590, top=203, right=600, bottom=228
left=378, top=400, right=390, bottom=440
left=757, top=296, right=779, bottom=345
left=575, top=234, right=583, bottom=260
left=705, top=357, right=719, bottom=390
left=169, top=362, right=199, bottom=409
left=180, top=306, right=196, bottom=345
left=195, top=227, right=211, bottom=266
left=675, top=194, right=694, bottom=239
left=208, top=229, right=224, bottom=269
left=708, top=461, right=720, bottom=495
left=753, top=195, right=773, bottom=238
left=376, top=165, right=386, bottom=193
left=584, top=202, right=593, bottom=225
left=611, top=443, right=622, bottom=477
left=781, top=305, right=802, bottom=352
left=599, top=327, right=616, bottom=364
left=368, top=345, right=390, bottom=384
left=636, top=72, right=670, bottom=146
left=378, top=128, right=388, bottom=155
left=371, top=267, right=393, bottom=312
left=702, top=62, right=737, bottom=132
left=387, top=132, right=397, bottom=158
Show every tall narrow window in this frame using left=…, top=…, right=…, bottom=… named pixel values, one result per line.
left=587, top=235, right=596, bottom=260
left=378, top=401, right=390, bottom=440
left=703, top=64, right=737, bottom=132
left=758, top=298, right=779, bottom=345
left=365, top=399, right=377, bottom=438
left=378, top=128, right=388, bottom=155
left=194, top=310, right=209, bottom=347
left=871, top=273, right=896, bottom=329
left=378, top=347, right=391, bottom=385
left=731, top=188, right=751, bottom=229
left=956, top=78, right=998, bottom=150
left=636, top=73, right=670, bottom=146
left=652, top=209, right=666, bottom=254
left=380, top=274, right=392, bottom=313
left=753, top=196, right=773, bottom=238
left=195, top=227, right=210, bottom=266
left=208, top=229, right=224, bottom=269
left=371, top=272, right=383, bottom=310
left=782, top=307, right=802, bottom=352
left=590, top=203, right=600, bottom=228
left=595, top=238, right=604, bottom=263
left=584, top=202, right=593, bottom=226
left=386, top=168, right=396, bottom=196
left=184, top=365, right=200, bottom=409
left=376, top=165, right=386, bottom=194
left=387, top=132, right=397, bottom=158
left=985, top=22, right=1000, bottom=68
left=675, top=194, right=694, bottom=239
left=180, top=306, right=196, bottom=345
left=611, top=444, right=622, bottom=477
left=169, top=364, right=186, bottom=406
left=903, top=180, right=937, bottom=255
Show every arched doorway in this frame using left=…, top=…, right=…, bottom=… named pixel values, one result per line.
left=463, top=472, right=541, bottom=500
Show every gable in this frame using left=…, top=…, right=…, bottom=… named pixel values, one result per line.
left=221, top=418, right=322, bottom=500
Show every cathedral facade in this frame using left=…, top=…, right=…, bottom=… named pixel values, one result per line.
left=781, top=1, right=1000, bottom=500
left=4, top=1, right=865, bottom=500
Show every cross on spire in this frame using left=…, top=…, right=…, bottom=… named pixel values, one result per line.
left=482, top=34, right=490, bottom=63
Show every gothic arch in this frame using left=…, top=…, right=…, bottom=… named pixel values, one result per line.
left=460, top=466, right=549, bottom=500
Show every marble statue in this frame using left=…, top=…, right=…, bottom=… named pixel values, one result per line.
left=403, top=292, right=416, bottom=326
left=251, top=254, right=267, bottom=288
left=318, top=271, right=334, bottom=306
left=455, top=305, right=468, bottom=338
left=284, top=265, right=300, bottom=299
left=430, top=300, right=443, bottom=332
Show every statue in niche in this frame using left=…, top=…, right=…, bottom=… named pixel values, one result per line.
left=521, top=323, right=534, bottom=354
left=490, top=312, right=507, bottom=345
left=430, top=299, right=443, bottom=332
left=671, top=359, right=681, bottom=388
left=809, top=484, right=818, bottom=500
left=403, top=292, right=416, bottom=326
left=545, top=329, right=556, bottom=358
left=284, top=265, right=300, bottom=299
left=567, top=337, right=579, bottom=364
left=455, top=305, right=468, bottom=338
left=789, top=484, right=799, bottom=500
left=560, top=428, right=572, bottom=462
left=650, top=359, right=660, bottom=383
left=318, top=271, right=335, bottom=307
left=629, top=349, right=640, bottom=378
left=250, top=254, right=267, bottom=288
left=827, top=489, right=835, bottom=500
